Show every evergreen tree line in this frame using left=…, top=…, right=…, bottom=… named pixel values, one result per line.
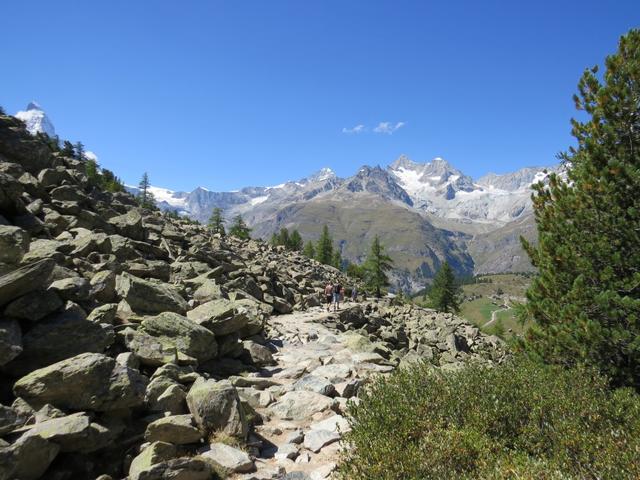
left=270, top=228, right=303, bottom=252
left=207, top=208, right=252, bottom=240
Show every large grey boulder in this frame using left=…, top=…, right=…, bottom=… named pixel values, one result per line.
left=0, top=433, right=59, bottom=480
left=144, top=414, right=202, bottom=444
left=5, top=302, right=113, bottom=375
left=120, top=328, right=182, bottom=367
left=241, top=340, right=275, bottom=367
left=0, top=404, right=26, bottom=435
left=193, top=279, right=227, bottom=303
left=128, top=441, right=176, bottom=480
left=47, top=276, right=91, bottom=302
left=270, top=391, right=336, bottom=420
left=141, top=312, right=217, bottom=362
left=0, top=259, right=55, bottom=307
left=0, top=319, right=22, bottom=366
left=116, top=272, right=187, bottom=315
left=21, top=412, right=117, bottom=453
left=303, top=429, right=341, bottom=453
left=13, top=352, right=148, bottom=411
left=108, top=209, right=146, bottom=241
left=0, top=225, right=29, bottom=264
left=293, top=375, right=336, bottom=397
left=199, top=442, right=254, bottom=473
left=186, top=379, right=247, bottom=440
left=186, top=299, right=248, bottom=336
left=3, top=289, right=63, bottom=322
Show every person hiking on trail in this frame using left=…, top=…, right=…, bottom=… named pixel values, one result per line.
left=333, top=281, right=342, bottom=311
left=351, top=285, right=358, bottom=302
left=324, top=282, right=334, bottom=312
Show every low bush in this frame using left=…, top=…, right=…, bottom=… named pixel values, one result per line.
left=338, top=357, right=640, bottom=479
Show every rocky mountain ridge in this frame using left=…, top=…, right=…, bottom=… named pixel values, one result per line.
left=0, top=114, right=505, bottom=479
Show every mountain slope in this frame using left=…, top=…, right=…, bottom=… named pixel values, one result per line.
left=14, top=102, right=55, bottom=137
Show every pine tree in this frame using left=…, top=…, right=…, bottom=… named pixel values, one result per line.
left=0, top=105, right=5, bottom=115
left=277, top=228, right=290, bottom=248
left=303, top=241, right=316, bottom=259
left=332, top=250, right=343, bottom=270
left=270, top=233, right=279, bottom=246
left=428, top=262, right=462, bottom=313
left=61, top=140, right=75, bottom=157
left=74, top=141, right=85, bottom=160
left=208, top=208, right=226, bottom=236
left=315, top=225, right=333, bottom=265
left=137, top=172, right=155, bottom=209
left=85, top=158, right=99, bottom=186
left=521, top=30, right=640, bottom=389
left=229, top=215, right=251, bottom=240
left=289, top=230, right=303, bottom=251
left=364, top=236, right=393, bottom=298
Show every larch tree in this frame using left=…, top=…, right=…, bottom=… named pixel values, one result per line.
left=229, top=215, right=251, bottom=240
left=208, top=207, right=226, bottom=236
left=315, top=225, right=334, bottom=265
left=428, top=262, right=462, bottom=313
left=364, top=236, right=393, bottom=298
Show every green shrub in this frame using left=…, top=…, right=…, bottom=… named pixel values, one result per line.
left=338, top=357, right=640, bottom=479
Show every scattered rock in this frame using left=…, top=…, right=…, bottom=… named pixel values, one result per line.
left=199, top=442, right=254, bottom=473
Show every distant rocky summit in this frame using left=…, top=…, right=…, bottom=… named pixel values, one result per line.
left=0, top=113, right=505, bottom=479
left=14, top=102, right=56, bottom=137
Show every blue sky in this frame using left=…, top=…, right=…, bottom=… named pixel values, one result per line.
left=2, top=1, right=638, bottom=191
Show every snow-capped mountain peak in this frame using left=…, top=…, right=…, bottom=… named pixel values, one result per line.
left=15, top=102, right=56, bottom=137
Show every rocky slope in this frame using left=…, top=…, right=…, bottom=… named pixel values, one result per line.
left=0, top=114, right=505, bottom=479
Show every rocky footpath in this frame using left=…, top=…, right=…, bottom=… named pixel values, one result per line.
left=0, top=114, right=505, bottom=480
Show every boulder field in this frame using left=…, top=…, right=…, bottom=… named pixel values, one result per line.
left=0, top=114, right=505, bottom=479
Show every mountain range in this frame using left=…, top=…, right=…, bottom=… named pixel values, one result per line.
left=127, top=157, right=555, bottom=291
left=15, top=102, right=551, bottom=291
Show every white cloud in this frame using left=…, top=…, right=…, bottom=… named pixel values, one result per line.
left=373, top=121, right=406, bottom=134
left=85, top=151, right=99, bottom=161
left=342, top=124, right=366, bottom=134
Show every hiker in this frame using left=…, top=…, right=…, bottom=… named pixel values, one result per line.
left=324, top=282, right=334, bottom=312
left=333, top=281, right=342, bottom=311
left=351, top=285, right=358, bottom=302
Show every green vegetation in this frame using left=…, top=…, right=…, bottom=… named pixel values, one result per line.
left=208, top=207, right=226, bottom=236
left=363, top=235, right=393, bottom=298
left=315, top=224, right=334, bottom=265
left=229, top=214, right=251, bottom=239
left=270, top=227, right=303, bottom=251
left=302, top=241, right=315, bottom=258
left=426, top=262, right=461, bottom=313
left=136, top=172, right=156, bottom=209
left=520, top=29, right=640, bottom=389
left=84, top=156, right=125, bottom=193
left=339, top=357, right=640, bottom=480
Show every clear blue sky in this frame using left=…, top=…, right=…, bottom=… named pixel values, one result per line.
left=2, top=1, right=638, bottom=191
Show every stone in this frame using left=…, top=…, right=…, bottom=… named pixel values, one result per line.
left=274, top=443, right=299, bottom=460
left=153, top=384, right=188, bottom=415
left=310, top=414, right=350, bottom=433
left=108, top=209, right=146, bottom=241
left=21, top=412, right=116, bottom=453
left=303, top=429, right=340, bottom=453
left=0, top=404, right=25, bottom=435
left=90, top=270, right=117, bottom=302
left=87, top=303, right=118, bottom=324
left=186, top=379, right=248, bottom=439
left=6, top=302, right=113, bottom=375
left=310, top=463, right=337, bottom=480
left=199, top=442, right=254, bottom=473
left=48, top=276, right=91, bottom=302
left=285, top=429, right=304, bottom=444
left=121, top=328, right=181, bottom=367
left=270, top=391, right=335, bottom=420
left=186, top=299, right=248, bottom=336
left=116, top=272, right=188, bottom=315
left=3, top=289, right=63, bottom=322
left=193, top=279, right=227, bottom=303
left=141, top=312, right=218, bottom=363
left=0, top=225, right=29, bottom=264
left=144, top=414, right=203, bottom=444
left=13, top=352, right=148, bottom=411
left=0, top=259, right=55, bottom=307
left=293, top=375, right=336, bottom=397
left=21, top=239, right=65, bottom=263
left=134, top=457, right=211, bottom=480
left=116, top=351, right=140, bottom=369
left=0, top=319, right=22, bottom=365
left=241, top=340, right=275, bottom=367
left=311, top=364, right=352, bottom=383
left=128, top=441, right=176, bottom=480
left=0, top=433, right=59, bottom=480
left=333, top=379, right=363, bottom=399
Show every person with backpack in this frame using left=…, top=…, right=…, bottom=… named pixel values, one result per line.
left=333, top=281, right=342, bottom=311
left=324, top=282, right=334, bottom=312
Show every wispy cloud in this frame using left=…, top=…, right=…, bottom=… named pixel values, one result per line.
left=342, top=124, right=366, bottom=134
left=373, top=121, right=406, bottom=135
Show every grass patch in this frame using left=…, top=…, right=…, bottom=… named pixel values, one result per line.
left=338, top=357, right=640, bottom=479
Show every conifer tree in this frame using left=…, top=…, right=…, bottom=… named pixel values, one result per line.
left=521, top=30, right=640, bottom=389
left=208, top=207, right=226, bottom=236
left=289, top=229, right=303, bottom=251
left=85, top=158, right=99, bottom=186
left=229, top=215, right=251, bottom=239
left=270, top=233, right=279, bottom=246
left=137, top=172, right=155, bottom=209
left=303, top=241, right=315, bottom=259
left=277, top=228, right=290, bottom=248
left=332, top=250, right=343, bottom=270
left=428, top=262, right=462, bottom=313
left=61, top=140, right=75, bottom=157
left=315, top=225, right=334, bottom=265
left=0, top=105, right=5, bottom=115
left=74, top=141, right=85, bottom=160
left=364, top=236, right=393, bottom=298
